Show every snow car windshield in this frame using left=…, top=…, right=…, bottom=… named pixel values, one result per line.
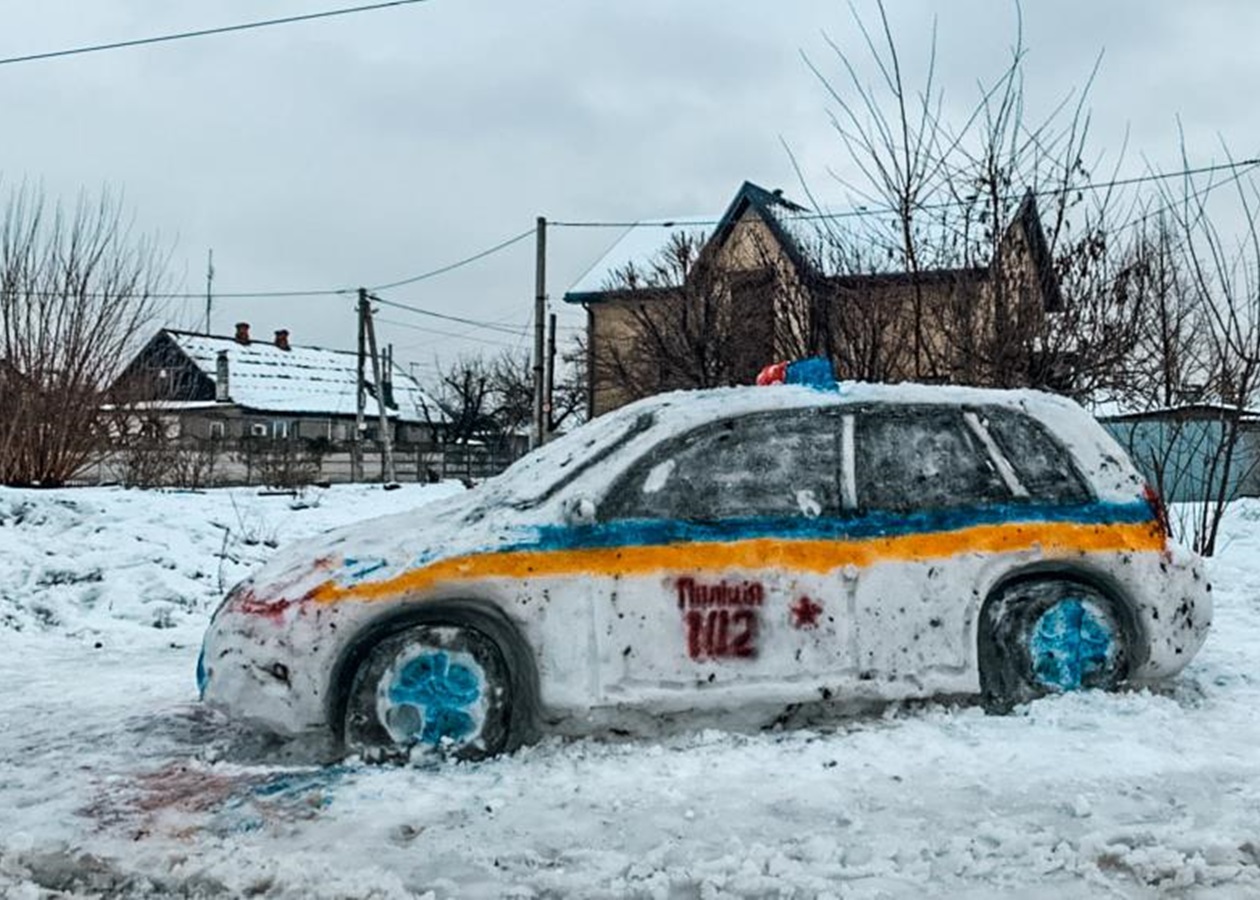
left=479, top=410, right=657, bottom=508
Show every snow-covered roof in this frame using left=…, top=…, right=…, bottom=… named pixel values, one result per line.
left=1095, top=401, right=1260, bottom=423
left=564, top=182, right=817, bottom=304
left=565, top=216, right=714, bottom=297
left=167, top=331, right=446, bottom=423
left=563, top=184, right=1059, bottom=313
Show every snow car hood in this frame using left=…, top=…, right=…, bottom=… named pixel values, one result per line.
left=217, top=487, right=558, bottom=616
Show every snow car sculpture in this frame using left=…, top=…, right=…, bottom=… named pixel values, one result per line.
left=199, top=383, right=1212, bottom=760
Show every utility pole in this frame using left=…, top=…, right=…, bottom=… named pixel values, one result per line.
left=364, top=295, right=398, bottom=484
left=531, top=216, right=547, bottom=449
left=353, top=288, right=368, bottom=482
left=204, top=249, right=214, bottom=334
left=544, top=312, right=557, bottom=440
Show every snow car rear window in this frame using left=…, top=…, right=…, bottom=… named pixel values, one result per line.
left=973, top=406, right=1091, bottom=503
left=855, top=406, right=1009, bottom=512
left=600, top=408, right=840, bottom=522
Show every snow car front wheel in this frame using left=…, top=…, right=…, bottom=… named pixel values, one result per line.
left=978, top=577, right=1132, bottom=711
left=342, top=619, right=514, bottom=762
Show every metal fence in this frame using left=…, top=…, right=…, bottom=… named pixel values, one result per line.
left=75, top=440, right=524, bottom=488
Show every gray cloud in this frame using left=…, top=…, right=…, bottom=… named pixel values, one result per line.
left=1, top=0, right=1257, bottom=373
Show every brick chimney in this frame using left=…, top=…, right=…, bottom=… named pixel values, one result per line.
left=274, top=329, right=290, bottom=351
left=234, top=322, right=251, bottom=345
left=215, top=350, right=230, bottom=402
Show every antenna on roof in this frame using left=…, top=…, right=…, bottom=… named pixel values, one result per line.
left=204, top=248, right=214, bottom=334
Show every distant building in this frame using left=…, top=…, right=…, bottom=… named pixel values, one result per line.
left=99, top=324, right=466, bottom=485
left=565, top=181, right=1064, bottom=417
left=1099, top=403, right=1260, bottom=502
left=111, top=323, right=445, bottom=446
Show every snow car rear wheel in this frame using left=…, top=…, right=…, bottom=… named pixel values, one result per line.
left=343, top=621, right=513, bottom=762
left=979, top=578, right=1131, bottom=711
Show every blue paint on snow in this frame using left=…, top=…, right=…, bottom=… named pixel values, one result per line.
left=341, top=557, right=388, bottom=583
left=250, top=766, right=346, bottom=806
left=522, top=500, right=1154, bottom=554
left=195, top=644, right=208, bottom=698
left=1029, top=599, right=1114, bottom=691
left=386, top=651, right=481, bottom=746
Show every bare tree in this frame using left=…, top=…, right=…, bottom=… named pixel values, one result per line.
left=592, top=231, right=787, bottom=406
left=422, top=355, right=494, bottom=450
left=799, top=1, right=1153, bottom=395
left=1156, top=152, right=1260, bottom=555
left=487, top=344, right=586, bottom=442
left=0, top=184, right=168, bottom=486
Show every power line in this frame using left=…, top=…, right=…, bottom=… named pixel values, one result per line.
left=170, top=286, right=347, bottom=300
left=11, top=227, right=536, bottom=301
left=11, top=158, right=1257, bottom=306
left=551, top=217, right=720, bottom=229
left=370, top=292, right=528, bottom=336
left=367, top=227, right=534, bottom=291
left=549, top=158, right=1260, bottom=229
left=0, top=0, right=432, bottom=68
left=175, top=226, right=531, bottom=299
left=375, top=315, right=522, bottom=349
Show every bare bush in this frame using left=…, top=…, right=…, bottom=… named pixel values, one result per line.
left=0, top=184, right=168, bottom=486
left=234, top=437, right=326, bottom=489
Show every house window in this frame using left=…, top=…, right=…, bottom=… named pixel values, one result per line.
left=250, top=423, right=268, bottom=438
left=208, top=421, right=226, bottom=440
left=271, top=420, right=289, bottom=440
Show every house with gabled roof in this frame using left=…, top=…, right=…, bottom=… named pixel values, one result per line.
left=565, top=180, right=1065, bottom=417
left=105, top=324, right=452, bottom=484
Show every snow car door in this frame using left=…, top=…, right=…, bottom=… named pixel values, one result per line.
left=846, top=405, right=1019, bottom=687
left=591, top=406, right=856, bottom=707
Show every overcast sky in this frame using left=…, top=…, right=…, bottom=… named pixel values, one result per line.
left=2, top=1, right=1258, bottom=386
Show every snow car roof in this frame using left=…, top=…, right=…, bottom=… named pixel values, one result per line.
left=487, top=381, right=1141, bottom=509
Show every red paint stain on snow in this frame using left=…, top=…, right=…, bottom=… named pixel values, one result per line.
left=234, top=591, right=297, bottom=624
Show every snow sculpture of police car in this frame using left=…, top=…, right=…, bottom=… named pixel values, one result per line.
left=199, top=380, right=1212, bottom=760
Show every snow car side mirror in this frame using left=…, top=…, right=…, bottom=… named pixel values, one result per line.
left=563, top=495, right=597, bottom=525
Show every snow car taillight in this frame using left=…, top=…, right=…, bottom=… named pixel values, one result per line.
left=1143, top=483, right=1172, bottom=543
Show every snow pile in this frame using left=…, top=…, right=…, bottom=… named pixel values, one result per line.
left=0, top=483, right=463, bottom=639
left=0, top=486, right=1257, bottom=897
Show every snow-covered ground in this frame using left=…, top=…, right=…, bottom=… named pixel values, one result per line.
left=0, top=483, right=1257, bottom=898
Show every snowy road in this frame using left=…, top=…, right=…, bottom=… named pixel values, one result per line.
left=1, top=485, right=1258, bottom=898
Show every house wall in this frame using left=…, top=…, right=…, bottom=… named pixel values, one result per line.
left=586, top=195, right=1058, bottom=417
left=587, top=210, right=792, bottom=417
left=111, top=332, right=214, bottom=403
left=589, top=299, right=653, bottom=418
left=826, top=240, right=1046, bottom=387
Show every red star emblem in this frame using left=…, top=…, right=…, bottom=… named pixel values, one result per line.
left=790, top=596, right=823, bottom=629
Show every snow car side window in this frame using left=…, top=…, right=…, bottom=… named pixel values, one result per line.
left=600, top=408, right=840, bottom=522
left=856, top=406, right=1009, bottom=512
left=973, top=407, right=1092, bottom=503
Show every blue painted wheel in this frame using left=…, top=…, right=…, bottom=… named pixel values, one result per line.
left=979, top=578, right=1131, bottom=710
left=343, top=620, right=512, bottom=762
left=1029, top=598, right=1118, bottom=692
left=379, top=649, right=485, bottom=746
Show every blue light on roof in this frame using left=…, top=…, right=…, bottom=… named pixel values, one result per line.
left=785, top=357, right=837, bottom=390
